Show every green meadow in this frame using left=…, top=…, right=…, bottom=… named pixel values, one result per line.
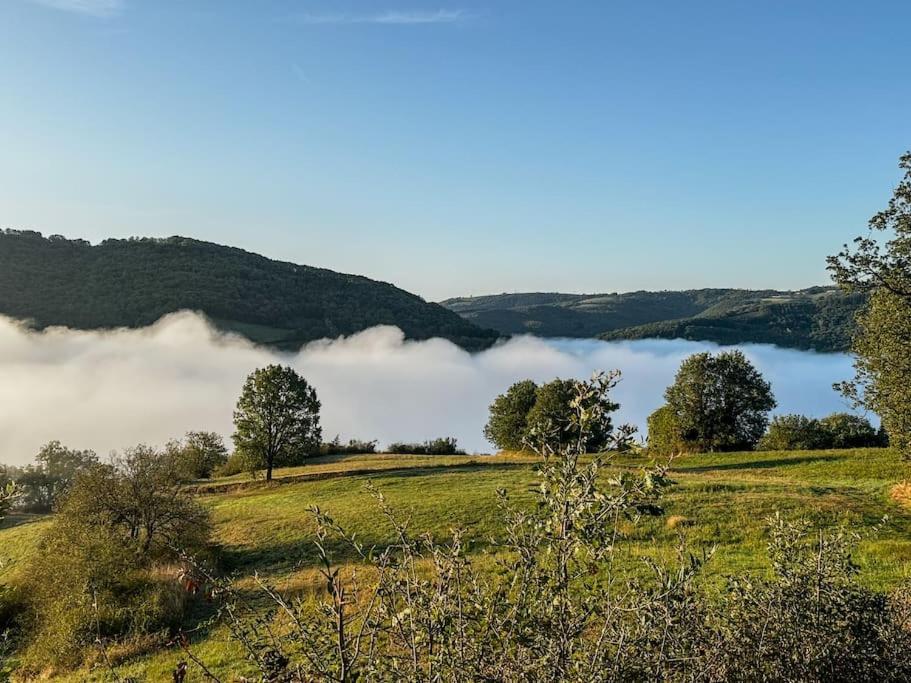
left=3, top=447, right=910, bottom=680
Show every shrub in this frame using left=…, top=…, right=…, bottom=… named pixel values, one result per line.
left=319, top=436, right=378, bottom=456
left=485, top=377, right=620, bottom=453
left=527, top=378, right=613, bottom=452
left=386, top=437, right=465, bottom=455
left=757, top=413, right=887, bottom=451
left=213, top=451, right=250, bottom=478
left=819, top=413, right=884, bottom=449
left=646, top=404, right=688, bottom=455
left=758, top=414, right=830, bottom=451
left=17, top=445, right=210, bottom=672
left=708, top=515, right=911, bottom=680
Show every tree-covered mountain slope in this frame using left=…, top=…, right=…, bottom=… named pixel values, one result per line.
left=0, top=231, right=500, bottom=350
left=441, top=287, right=866, bottom=352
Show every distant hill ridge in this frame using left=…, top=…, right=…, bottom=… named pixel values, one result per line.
left=0, top=230, right=500, bottom=350
left=441, top=287, right=866, bottom=352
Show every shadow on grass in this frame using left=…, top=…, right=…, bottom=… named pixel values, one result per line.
left=218, top=524, right=502, bottom=576
left=0, top=512, right=48, bottom=531
left=677, top=455, right=841, bottom=474
left=197, top=460, right=536, bottom=495
left=348, top=461, right=534, bottom=483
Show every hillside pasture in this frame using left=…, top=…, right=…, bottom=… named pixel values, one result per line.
left=2, top=447, right=910, bottom=679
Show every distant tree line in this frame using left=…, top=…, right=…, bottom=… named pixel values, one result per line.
left=758, top=413, right=886, bottom=451
left=445, top=286, right=867, bottom=352
left=486, top=349, right=889, bottom=457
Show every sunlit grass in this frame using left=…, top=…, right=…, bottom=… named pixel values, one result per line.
left=6, top=447, right=911, bottom=680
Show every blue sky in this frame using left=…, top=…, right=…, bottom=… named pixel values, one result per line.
left=1, top=1, right=909, bottom=300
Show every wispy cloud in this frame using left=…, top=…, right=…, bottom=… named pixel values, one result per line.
left=28, top=0, right=123, bottom=17
left=297, top=9, right=470, bottom=26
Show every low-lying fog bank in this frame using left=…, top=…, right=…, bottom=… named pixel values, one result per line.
left=0, top=312, right=860, bottom=465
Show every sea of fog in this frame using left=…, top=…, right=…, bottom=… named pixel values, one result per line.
left=0, top=311, right=863, bottom=466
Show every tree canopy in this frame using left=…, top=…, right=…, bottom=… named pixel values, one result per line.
left=659, top=351, right=776, bottom=452
left=828, top=151, right=911, bottom=456
left=0, top=231, right=500, bottom=350
left=232, top=365, right=322, bottom=481
left=484, top=376, right=620, bottom=453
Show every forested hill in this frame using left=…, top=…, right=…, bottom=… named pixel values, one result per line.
left=0, top=231, right=500, bottom=350
left=442, top=287, right=867, bottom=352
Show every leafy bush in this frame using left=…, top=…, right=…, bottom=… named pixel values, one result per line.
left=319, top=436, right=378, bottom=456
left=646, top=404, right=689, bottom=456
left=708, top=515, right=911, bottom=681
left=758, top=413, right=886, bottom=451
left=212, top=451, right=250, bottom=478
left=484, top=379, right=539, bottom=451
left=17, top=445, right=210, bottom=672
left=819, top=413, right=884, bottom=449
left=13, top=441, right=97, bottom=512
left=386, top=437, right=465, bottom=455
left=758, top=414, right=830, bottom=451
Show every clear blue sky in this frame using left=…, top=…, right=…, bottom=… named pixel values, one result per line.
left=1, top=1, right=909, bottom=300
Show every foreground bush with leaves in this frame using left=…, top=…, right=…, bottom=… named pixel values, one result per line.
left=179, top=372, right=911, bottom=682
left=16, top=445, right=211, bottom=674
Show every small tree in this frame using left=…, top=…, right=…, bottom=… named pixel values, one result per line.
left=167, top=431, right=229, bottom=480
left=232, top=365, right=322, bottom=481
left=828, top=151, right=911, bottom=456
left=16, top=441, right=97, bottom=512
left=484, top=379, right=539, bottom=451
left=526, top=378, right=619, bottom=452
left=663, top=350, right=776, bottom=452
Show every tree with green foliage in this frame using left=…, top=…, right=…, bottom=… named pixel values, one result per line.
left=758, top=413, right=884, bottom=451
left=15, top=441, right=97, bottom=512
left=232, top=365, right=322, bottom=481
left=166, top=431, right=229, bottom=480
left=828, top=151, right=911, bottom=457
left=483, top=379, right=539, bottom=451
left=663, top=350, right=776, bottom=452
left=484, top=377, right=620, bottom=453
left=818, top=413, right=884, bottom=449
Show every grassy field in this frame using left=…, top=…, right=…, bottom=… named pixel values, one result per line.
left=3, top=447, right=911, bottom=680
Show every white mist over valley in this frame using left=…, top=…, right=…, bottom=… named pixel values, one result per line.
left=0, top=311, right=861, bottom=466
